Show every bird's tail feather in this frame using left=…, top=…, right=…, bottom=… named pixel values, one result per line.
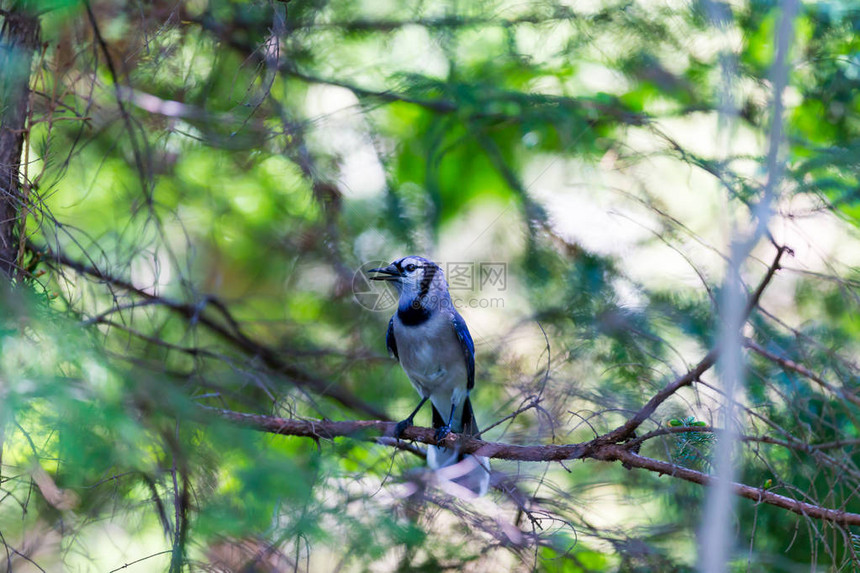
left=430, top=396, right=479, bottom=435
left=428, top=397, right=490, bottom=497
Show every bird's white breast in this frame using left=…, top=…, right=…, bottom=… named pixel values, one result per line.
left=392, top=311, right=468, bottom=413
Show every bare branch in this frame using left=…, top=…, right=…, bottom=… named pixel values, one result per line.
left=744, top=338, right=860, bottom=407
left=34, top=242, right=389, bottom=420
left=600, top=447, right=860, bottom=527
left=209, top=408, right=860, bottom=527
left=595, top=243, right=790, bottom=446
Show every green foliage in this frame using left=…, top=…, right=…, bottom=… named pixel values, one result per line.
left=1, top=0, right=859, bottom=570
left=667, top=417, right=714, bottom=471
left=539, top=543, right=611, bottom=572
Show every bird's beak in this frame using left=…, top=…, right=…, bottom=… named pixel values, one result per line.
left=368, top=264, right=401, bottom=281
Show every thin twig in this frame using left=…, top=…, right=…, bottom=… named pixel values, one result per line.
left=33, top=242, right=388, bottom=419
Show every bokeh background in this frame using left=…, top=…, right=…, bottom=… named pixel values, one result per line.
left=0, top=0, right=859, bottom=570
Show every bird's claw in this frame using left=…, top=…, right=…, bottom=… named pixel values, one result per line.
left=394, top=418, right=412, bottom=439
left=434, top=425, right=452, bottom=443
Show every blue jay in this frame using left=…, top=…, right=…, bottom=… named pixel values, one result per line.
left=369, top=256, right=490, bottom=497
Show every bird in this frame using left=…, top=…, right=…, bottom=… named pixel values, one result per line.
left=369, top=256, right=490, bottom=497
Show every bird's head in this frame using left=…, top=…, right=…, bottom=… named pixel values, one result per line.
left=369, top=256, right=449, bottom=303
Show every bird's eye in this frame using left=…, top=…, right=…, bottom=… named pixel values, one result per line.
left=405, top=263, right=417, bottom=272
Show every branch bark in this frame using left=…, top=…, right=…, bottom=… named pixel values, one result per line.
left=210, top=408, right=860, bottom=527
left=0, top=3, right=39, bottom=277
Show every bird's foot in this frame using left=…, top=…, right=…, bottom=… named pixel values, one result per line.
left=434, top=425, right=452, bottom=443
left=394, top=418, right=413, bottom=439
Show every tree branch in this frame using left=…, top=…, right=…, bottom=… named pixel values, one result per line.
left=210, top=408, right=860, bottom=527
left=598, top=447, right=860, bottom=527
left=189, top=14, right=647, bottom=127
left=593, top=244, right=790, bottom=446
left=744, top=338, right=860, bottom=407
left=34, top=243, right=389, bottom=420
left=0, top=3, right=40, bottom=277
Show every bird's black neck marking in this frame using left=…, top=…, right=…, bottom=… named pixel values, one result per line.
left=418, top=264, right=437, bottom=300
left=398, top=299, right=431, bottom=326
left=398, top=264, right=438, bottom=326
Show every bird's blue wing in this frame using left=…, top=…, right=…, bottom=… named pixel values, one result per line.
left=451, top=312, right=475, bottom=390
left=386, top=316, right=399, bottom=360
